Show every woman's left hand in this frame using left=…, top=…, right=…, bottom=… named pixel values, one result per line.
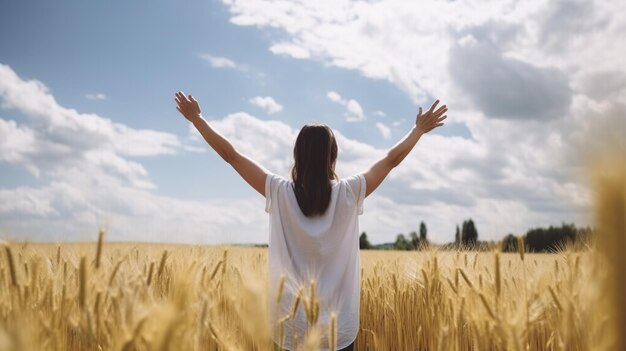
left=175, top=91, right=202, bottom=123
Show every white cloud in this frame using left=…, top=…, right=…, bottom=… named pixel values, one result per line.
left=4, top=0, right=626, bottom=243
left=249, top=96, right=284, bottom=114
left=0, top=64, right=181, bottom=160
left=198, top=53, right=244, bottom=70
left=0, top=185, right=60, bottom=217
left=0, top=119, right=38, bottom=175
left=345, top=99, right=364, bottom=122
left=392, top=119, right=406, bottom=127
left=210, top=112, right=296, bottom=175
left=0, top=74, right=281, bottom=243
left=374, top=110, right=386, bottom=117
left=221, top=0, right=625, bottom=117
left=326, top=91, right=342, bottom=103
left=449, top=23, right=572, bottom=120
left=85, top=93, right=107, bottom=100
left=326, top=90, right=365, bottom=122
left=375, top=122, right=391, bottom=140
left=218, top=0, right=625, bottom=241
left=270, top=42, right=311, bottom=59
left=0, top=88, right=597, bottom=244
left=0, top=64, right=234, bottom=242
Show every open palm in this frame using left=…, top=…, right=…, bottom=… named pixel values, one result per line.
left=415, top=100, right=447, bottom=133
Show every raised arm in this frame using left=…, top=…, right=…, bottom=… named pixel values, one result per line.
left=175, top=91, right=268, bottom=196
left=363, top=99, right=447, bottom=197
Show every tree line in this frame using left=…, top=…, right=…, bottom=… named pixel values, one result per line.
left=502, top=223, right=591, bottom=253
left=359, top=220, right=592, bottom=252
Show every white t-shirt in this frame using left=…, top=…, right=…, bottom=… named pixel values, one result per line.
left=265, top=173, right=366, bottom=351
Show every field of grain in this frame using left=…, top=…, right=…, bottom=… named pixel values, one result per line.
left=0, top=238, right=618, bottom=351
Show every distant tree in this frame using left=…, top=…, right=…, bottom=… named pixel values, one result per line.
left=455, top=225, right=461, bottom=247
left=359, top=232, right=372, bottom=250
left=419, top=222, right=427, bottom=241
left=501, top=234, right=518, bottom=252
left=461, top=219, right=478, bottom=247
left=394, top=234, right=412, bottom=251
left=409, top=231, right=419, bottom=250
left=525, top=223, right=582, bottom=252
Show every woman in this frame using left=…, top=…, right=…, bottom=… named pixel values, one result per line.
left=175, top=92, right=447, bottom=350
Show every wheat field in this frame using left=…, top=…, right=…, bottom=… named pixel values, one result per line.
left=0, top=158, right=624, bottom=351
left=0, top=239, right=618, bottom=351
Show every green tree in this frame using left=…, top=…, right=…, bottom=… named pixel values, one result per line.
left=419, top=222, right=429, bottom=249
left=359, top=232, right=372, bottom=250
left=461, top=219, right=478, bottom=247
left=419, top=222, right=427, bottom=241
left=455, top=225, right=460, bottom=247
left=409, top=231, right=419, bottom=250
left=394, top=234, right=412, bottom=251
left=525, top=223, right=589, bottom=252
left=501, top=234, right=518, bottom=252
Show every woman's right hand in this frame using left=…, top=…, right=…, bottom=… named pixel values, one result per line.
left=415, top=99, right=447, bottom=134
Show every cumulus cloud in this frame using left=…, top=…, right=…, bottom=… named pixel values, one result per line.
left=326, top=91, right=365, bottom=122
left=4, top=0, right=625, bottom=243
left=449, top=25, right=572, bottom=120
left=0, top=119, right=38, bottom=175
left=218, top=0, right=626, bottom=242
left=0, top=64, right=181, bottom=159
left=270, top=42, right=311, bottom=59
left=375, top=122, right=391, bottom=140
left=210, top=112, right=297, bottom=174
left=198, top=53, right=244, bottom=70
left=249, top=96, right=283, bottom=114
left=578, top=70, right=626, bottom=101
left=0, top=64, right=253, bottom=242
left=327, top=91, right=342, bottom=104
left=220, top=0, right=624, bottom=118
left=85, top=93, right=107, bottom=100
left=538, top=0, right=610, bottom=52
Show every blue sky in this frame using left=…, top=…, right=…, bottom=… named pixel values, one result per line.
left=1, top=0, right=624, bottom=244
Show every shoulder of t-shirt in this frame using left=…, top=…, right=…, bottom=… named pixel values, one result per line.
left=341, top=173, right=365, bottom=198
left=266, top=173, right=291, bottom=188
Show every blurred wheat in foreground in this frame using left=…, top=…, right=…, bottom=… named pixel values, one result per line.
left=0, top=163, right=624, bottom=351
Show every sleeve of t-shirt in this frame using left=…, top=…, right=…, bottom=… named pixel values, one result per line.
left=346, top=173, right=366, bottom=215
left=265, top=173, right=283, bottom=213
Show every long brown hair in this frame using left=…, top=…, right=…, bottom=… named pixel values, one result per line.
left=291, top=124, right=338, bottom=217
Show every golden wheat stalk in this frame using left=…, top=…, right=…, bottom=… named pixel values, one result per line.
left=517, top=236, right=525, bottom=261
left=495, top=251, right=501, bottom=299
left=548, top=286, right=562, bottom=312
left=478, top=293, right=496, bottom=319
left=95, top=229, right=105, bottom=269
left=108, top=258, right=125, bottom=287
left=457, top=268, right=474, bottom=289
left=290, top=287, right=303, bottom=320
left=56, top=244, right=61, bottom=266
left=329, top=312, right=337, bottom=351
left=157, top=250, right=169, bottom=277
left=207, top=260, right=223, bottom=283
left=78, top=257, right=87, bottom=309
left=4, top=245, right=18, bottom=287
left=146, top=262, right=155, bottom=286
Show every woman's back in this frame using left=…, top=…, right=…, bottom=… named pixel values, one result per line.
left=266, top=173, right=366, bottom=350
left=176, top=92, right=447, bottom=350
